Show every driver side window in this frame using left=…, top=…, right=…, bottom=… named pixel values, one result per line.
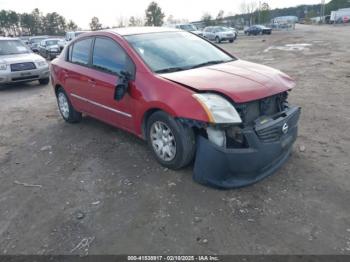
left=92, top=37, right=135, bottom=78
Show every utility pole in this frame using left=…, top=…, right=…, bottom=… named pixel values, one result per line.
left=320, top=0, right=326, bottom=23
left=258, top=1, right=261, bottom=24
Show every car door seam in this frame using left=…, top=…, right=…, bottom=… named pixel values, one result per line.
left=70, top=93, right=132, bottom=118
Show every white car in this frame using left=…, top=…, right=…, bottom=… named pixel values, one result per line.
left=203, top=26, right=236, bottom=43
left=175, top=24, right=203, bottom=36
left=65, top=31, right=90, bottom=42
left=60, top=31, right=90, bottom=51
left=0, top=38, right=50, bottom=85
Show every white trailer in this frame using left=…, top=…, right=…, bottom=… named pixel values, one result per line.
left=330, top=8, right=350, bottom=23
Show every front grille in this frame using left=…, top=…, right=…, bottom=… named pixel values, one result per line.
left=256, top=126, right=281, bottom=143
left=235, top=93, right=288, bottom=125
left=10, top=62, right=36, bottom=72
left=12, top=75, right=39, bottom=81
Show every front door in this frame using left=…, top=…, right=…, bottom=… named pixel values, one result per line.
left=83, top=37, right=136, bottom=132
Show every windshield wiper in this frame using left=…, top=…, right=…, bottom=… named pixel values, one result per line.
left=155, top=59, right=234, bottom=74
left=189, top=59, right=233, bottom=69
left=155, top=67, right=187, bottom=74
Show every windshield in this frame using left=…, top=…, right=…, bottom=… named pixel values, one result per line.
left=218, top=27, right=230, bottom=31
left=0, top=40, right=30, bottom=55
left=125, top=31, right=234, bottom=73
left=46, top=40, right=59, bottom=46
left=75, top=32, right=85, bottom=37
left=31, top=38, right=46, bottom=43
left=179, top=24, right=197, bottom=31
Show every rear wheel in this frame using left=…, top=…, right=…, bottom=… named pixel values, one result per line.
left=229, top=39, right=234, bottom=43
left=215, top=36, right=221, bottom=44
left=56, top=87, right=82, bottom=123
left=146, top=111, right=196, bottom=170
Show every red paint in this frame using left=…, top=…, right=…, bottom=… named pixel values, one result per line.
left=51, top=30, right=295, bottom=139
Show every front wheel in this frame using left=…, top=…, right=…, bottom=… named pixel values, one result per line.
left=39, top=78, right=50, bottom=85
left=146, top=111, right=196, bottom=170
left=56, top=87, right=82, bottom=123
left=229, top=39, right=234, bottom=43
left=215, top=36, right=221, bottom=44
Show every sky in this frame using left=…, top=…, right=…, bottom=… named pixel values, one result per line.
left=0, top=0, right=330, bottom=29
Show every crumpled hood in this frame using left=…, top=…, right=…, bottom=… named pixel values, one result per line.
left=0, top=53, right=44, bottom=64
left=161, top=60, right=295, bottom=103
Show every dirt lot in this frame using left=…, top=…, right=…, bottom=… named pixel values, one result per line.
left=0, top=24, right=349, bottom=255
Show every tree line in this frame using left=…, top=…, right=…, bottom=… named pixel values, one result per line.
left=0, top=2, right=166, bottom=35
left=89, top=1, right=165, bottom=30
left=3, top=0, right=348, bottom=36
left=0, top=8, right=78, bottom=36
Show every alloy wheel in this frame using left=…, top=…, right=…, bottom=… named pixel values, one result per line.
left=58, top=92, right=70, bottom=119
left=150, top=121, right=177, bottom=162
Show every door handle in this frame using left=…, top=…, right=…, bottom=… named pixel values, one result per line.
left=87, top=78, right=96, bottom=85
left=62, top=69, right=69, bottom=80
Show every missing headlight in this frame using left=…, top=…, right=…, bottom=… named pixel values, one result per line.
left=206, top=127, right=226, bottom=147
left=226, top=126, right=248, bottom=148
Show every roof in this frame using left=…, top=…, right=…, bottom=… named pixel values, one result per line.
left=106, top=26, right=180, bottom=36
left=44, top=38, right=63, bottom=41
left=0, top=37, right=20, bottom=41
left=29, top=36, right=49, bottom=39
left=67, top=31, right=89, bottom=34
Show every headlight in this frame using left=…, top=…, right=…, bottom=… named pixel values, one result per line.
left=0, top=64, right=7, bottom=70
left=36, top=60, right=47, bottom=67
left=193, top=93, right=242, bottom=124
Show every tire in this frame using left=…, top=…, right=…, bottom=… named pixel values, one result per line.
left=146, top=111, right=196, bottom=170
left=39, top=78, right=50, bottom=85
left=215, top=36, right=221, bottom=44
left=229, top=39, right=234, bottom=43
left=56, top=87, right=82, bottom=123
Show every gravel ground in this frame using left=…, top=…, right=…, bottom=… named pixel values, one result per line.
left=0, top=24, right=349, bottom=255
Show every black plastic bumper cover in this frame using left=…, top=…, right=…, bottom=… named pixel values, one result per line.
left=193, top=106, right=301, bottom=189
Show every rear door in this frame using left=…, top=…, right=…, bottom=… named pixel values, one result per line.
left=64, top=37, right=94, bottom=113
left=38, top=40, right=46, bottom=56
left=207, top=28, right=215, bottom=40
left=85, top=36, right=136, bottom=131
left=203, top=27, right=211, bottom=39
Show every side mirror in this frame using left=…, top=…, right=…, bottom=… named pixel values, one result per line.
left=114, top=71, right=132, bottom=101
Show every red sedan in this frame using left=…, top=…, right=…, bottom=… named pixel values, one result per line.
left=50, top=27, right=300, bottom=189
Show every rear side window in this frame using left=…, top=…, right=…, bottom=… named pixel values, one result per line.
left=92, top=37, right=135, bottom=76
left=70, top=38, right=93, bottom=65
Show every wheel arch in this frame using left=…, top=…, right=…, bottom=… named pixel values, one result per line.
left=141, top=108, right=165, bottom=139
left=54, top=84, right=63, bottom=97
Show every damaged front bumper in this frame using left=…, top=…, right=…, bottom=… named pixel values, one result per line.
left=193, top=106, right=301, bottom=189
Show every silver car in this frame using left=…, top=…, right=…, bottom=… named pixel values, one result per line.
left=203, top=26, right=236, bottom=43
left=38, top=38, right=63, bottom=60
left=0, top=38, right=50, bottom=85
left=175, top=24, right=203, bottom=36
